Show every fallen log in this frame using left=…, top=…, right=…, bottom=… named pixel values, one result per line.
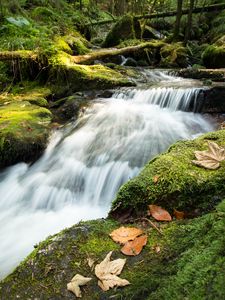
left=88, top=3, right=225, bottom=26
left=0, top=50, right=38, bottom=61
left=72, top=41, right=164, bottom=65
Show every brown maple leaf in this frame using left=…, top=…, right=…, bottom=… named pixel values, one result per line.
left=109, top=226, right=143, bottom=244
left=121, top=235, right=147, bottom=256
left=192, top=141, right=225, bottom=170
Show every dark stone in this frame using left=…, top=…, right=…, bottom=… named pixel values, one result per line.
left=123, top=57, right=138, bottom=67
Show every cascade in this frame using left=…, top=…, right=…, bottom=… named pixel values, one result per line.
left=0, top=71, right=214, bottom=278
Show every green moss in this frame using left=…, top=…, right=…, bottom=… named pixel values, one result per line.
left=202, top=45, right=225, bottom=68
left=53, top=36, right=73, bottom=55
left=1, top=201, right=225, bottom=299
left=111, top=130, right=225, bottom=219
left=0, top=90, right=52, bottom=168
left=48, top=51, right=133, bottom=97
left=160, top=42, right=188, bottom=67
left=102, top=15, right=140, bottom=48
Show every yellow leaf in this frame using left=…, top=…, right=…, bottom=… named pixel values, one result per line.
left=95, top=251, right=130, bottom=291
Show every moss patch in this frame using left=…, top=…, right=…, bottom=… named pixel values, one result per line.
left=1, top=201, right=225, bottom=299
left=202, top=45, right=225, bottom=69
left=111, top=130, right=225, bottom=219
left=102, top=15, right=141, bottom=48
left=160, top=42, right=188, bottom=68
left=0, top=87, right=52, bottom=168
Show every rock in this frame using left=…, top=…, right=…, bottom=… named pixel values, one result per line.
left=0, top=100, right=52, bottom=169
left=177, top=68, right=225, bottom=82
left=202, top=44, right=225, bottom=68
left=102, top=15, right=141, bottom=48
left=142, top=25, right=164, bottom=40
left=1, top=199, right=225, bottom=299
left=123, top=57, right=138, bottom=67
left=160, top=43, right=188, bottom=68
left=137, top=59, right=149, bottom=67
left=110, top=129, right=225, bottom=220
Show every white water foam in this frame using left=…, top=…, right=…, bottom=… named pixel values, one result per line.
left=0, top=72, right=214, bottom=278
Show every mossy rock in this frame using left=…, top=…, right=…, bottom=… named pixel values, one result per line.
left=110, top=130, right=225, bottom=220
left=160, top=43, right=188, bottom=68
left=63, top=34, right=90, bottom=55
left=48, top=51, right=133, bottom=97
left=202, top=45, right=225, bottom=68
left=0, top=98, right=52, bottom=168
left=102, top=15, right=141, bottom=48
left=1, top=200, right=225, bottom=299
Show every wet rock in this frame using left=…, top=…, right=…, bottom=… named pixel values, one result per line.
left=123, top=57, right=138, bottom=67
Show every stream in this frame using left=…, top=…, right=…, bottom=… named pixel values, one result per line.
left=0, top=70, right=215, bottom=279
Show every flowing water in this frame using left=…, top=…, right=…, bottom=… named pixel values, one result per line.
left=0, top=71, right=215, bottom=279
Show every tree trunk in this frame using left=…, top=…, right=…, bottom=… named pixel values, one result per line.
left=109, top=0, right=114, bottom=15
left=173, top=0, right=183, bottom=41
left=184, top=0, right=195, bottom=44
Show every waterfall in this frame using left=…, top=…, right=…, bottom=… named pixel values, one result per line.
left=0, top=71, right=214, bottom=278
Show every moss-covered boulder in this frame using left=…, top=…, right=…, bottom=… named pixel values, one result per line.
left=102, top=15, right=141, bottom=48
left=48, top=51, right=133, bottom=97
left=160, top=43, right=188, bottom=68
left=110, top=130, right=225, bottom=220
left=0, top=87, right=52, bottom=168
left=0, top=200, right=225, bottom=299
left=202, top=44, right=225, bottom=69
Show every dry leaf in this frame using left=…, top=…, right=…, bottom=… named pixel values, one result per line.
left=149, top=205, right=172, bottom=221
left=121, top=235, right=147, bottom=256
left=153, top=175, right=159, bottom=184
left=67, top=274, right=92, bottom=298
left=155, top=246, right=161, bottom=253
left=87, top=258, right=95, bottom=269
left=95, top=251, right=130, bottom=291
left=152, top=245, right=161, bottom=253
left=173, top=209, right=185, bottom=220
left=110, top=226, right=143, bottom=244
left=192, top=141, right=225, bottom=170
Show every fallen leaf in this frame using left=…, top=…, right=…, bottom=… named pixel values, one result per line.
left=110, top=226, right=143, bottom=244
left=192, top=141, right=225, bottom=170
left=149, top=205, right=172, bottom=221
left=67, top=274, right=92, bottom=298
left=95, top=251, right=130, bottom=291
left=87, top=258, right=95, bottom=269
left=155, top=246, right=161, bottom=253
left=121, top=235, right=147, bottom=256
left=152, top=245, right=161, bottom=253
left=173, top=209, right=185, bottom=220
left=153, top=175, right=159, bottom=184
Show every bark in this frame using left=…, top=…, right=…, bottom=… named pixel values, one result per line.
left=184, top=0, right=195, bottom=44
left=88, top=3, right=225, bottom=26
left=72, top=41, right=164, bottom=65
left=0, top=50, right=38, bottom=61
left=173, top=0, right=183, bottom=41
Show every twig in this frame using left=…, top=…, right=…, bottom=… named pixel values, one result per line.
left=141, top=218, right=163, bottom=235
